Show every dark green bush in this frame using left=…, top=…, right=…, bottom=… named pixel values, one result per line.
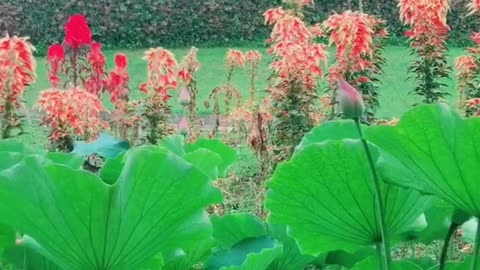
left=1, top=0, right=479, bottom=54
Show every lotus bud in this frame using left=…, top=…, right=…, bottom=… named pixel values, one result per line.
left=337, top=79, right=365, bottom=119
left=178, top=87, right=191, bottom=106
left=177, top=117, right=189, bottom=136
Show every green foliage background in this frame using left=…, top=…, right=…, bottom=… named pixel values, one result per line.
left=0, top=0, right=479, bottom=53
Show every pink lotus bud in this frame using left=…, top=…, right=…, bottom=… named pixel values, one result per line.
left=178, top=88, right=191, bottom=106
left=337, top=79, right=364, bottom=119
left=177, top=117, right=189, bottom=135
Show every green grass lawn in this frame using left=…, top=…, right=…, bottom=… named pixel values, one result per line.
left=26, top=46, right=466, bottom=119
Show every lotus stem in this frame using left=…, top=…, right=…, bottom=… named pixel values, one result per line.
left=440, top=222, right=459, bottom=270
left=355, top=118, right=391, bottom=270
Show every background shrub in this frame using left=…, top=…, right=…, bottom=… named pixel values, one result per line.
left=1, top=0, right=479, bottom=54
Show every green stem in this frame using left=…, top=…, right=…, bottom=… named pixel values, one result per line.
left=440, top=223, right=458, bottom=270
left=472, top=219, right=480, bottom=270
left=355, top=119, right=391, bottom=269
left=411, top=241, right=416, bottom=259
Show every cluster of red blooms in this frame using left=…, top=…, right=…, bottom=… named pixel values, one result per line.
left=225, top=49, right=245, bottom=70
left=323, top=11, right=387, bottom=85
left=399, top=0, right=450, bottom=49
left=264, top=6, right=327, bottom=93
left=178, top=47, right=200, bottom=86
left=37, top=88, right=109, bottom=142
left=140, top=48, right=178, bottom=101
left=0, top=36, right=36, bottom=110
left=0, top=35, right=36, bottom=138
left=41, top=14, right=111, bottom=146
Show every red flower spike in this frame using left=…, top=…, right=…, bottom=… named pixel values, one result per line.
left=64, top=15, right=92, bottom=49
left=115, top=54, right=128, bottom=70
left=337, top=79, right=365, bottom=119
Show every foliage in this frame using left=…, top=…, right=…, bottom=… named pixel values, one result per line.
left=400, top=0, right=452, bottom=104
left=0, top=35, right=36, bottom=139
left=264, top=1, right=328, bottom=164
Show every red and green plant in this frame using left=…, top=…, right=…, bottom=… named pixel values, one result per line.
left=323, top=11, right=388, bottom=122
left=138, top=48, right=178, bottom=144
left=0, top=35, right=36, bottom=139
left=177, top=47, right=202, bottom=142
left=205, top=49, right=244, bottom=138
left=264, top=0, right=328, bottom=163
left=400, top=0, right=452, bottom=104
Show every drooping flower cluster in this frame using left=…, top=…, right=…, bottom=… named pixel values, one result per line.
left=139, top=48, right=178, bottom=144
left=85, top=42, right=107, bottom=96
left=455, top=33, right=480, bottom=116
left=264, top=2, right=328, bottom=163
left=0, top=35, right=36, bottom=138
left=323, top=11, right=388, bottom=121
left=400, top=0, right=452, bottom=103
left=177, top=47, right=202, bottom=141
left=46, top=44, right=65, bottom=88
left=37, top=88, right=109, bottom=151
left=205, top=49, right=244, bottom=137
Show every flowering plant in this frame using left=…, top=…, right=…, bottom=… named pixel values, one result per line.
left=400, top=0, right=452, bottom=104
left=0, top=35, right=36, bottom=139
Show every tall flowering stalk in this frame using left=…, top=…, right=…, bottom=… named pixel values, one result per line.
left=178, top=47, right=201, bottom=142
left=36, top=88, right=109, bottom=152
left=323, top=11, right=388, bottom=122
left=264, top=1, right=328, bottom=163
left=400, top=0, right=452, bottom=104
left=106, top=53, right=140, bottom=141
left=205, top=49, right=244, bottom=137
left=0, top=35, right=36, bottom=139
left=139, top=48, right=178, bottom=144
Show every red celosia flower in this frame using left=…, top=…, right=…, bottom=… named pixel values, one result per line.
left=115, top=54, right=128, bottom=70
left=142, top=48, right=178, bottom=100
left=468, top=0, right=480, bottom=15
left=37, top=88, right=109, bottom=141
left=456, top=56, right=477, bottom=74
left=0, top=35, right=36, bottom=109
left=471, top=32, right=480, bottom=45
left=246, top=50, right=262, bottom=65
left=178, top=47, right=200, bottom=85
left=64, top=14, right=93, bottom=49
left=226, top=49, right=245, bottom=68
left=85, top=42, right=106, bottom=96
left=46, top=44, right=65, bottom=88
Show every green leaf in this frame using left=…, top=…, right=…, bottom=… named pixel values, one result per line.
left=72, top=133, right=130, bottom=159
left=266, top=140, right=431, bottom=256
left=351, top=256, right=423, bottom=270
left=0, top=146, right=222, bottom=270
left=427, top=256, right=480, bottom=270
left=267, top=224, right=315, bottom=270
left=45, top=152, right=84, bottom=169
left=294, top=120, right=360, bottom=154
left=186, top=139, right=237, bottom=177
left=365, top=104, right=480, bottom=217
left=0, top=139, right=38, bottom=171
left=185, top=149, right=223, bottom=181
left=407, top=257, right=437, bottom=270
left=4, top=245, right=62, bottom=270
left=159, top=135, right=186, bottom=157
left=207, top=237, right=282, bottom=270
left=211, top=214, right=267, bottom=249
left=98, top=153, right=125, bottom=185
left=162, top=241, right=214, bottom=270
left=324, top=247, right=376, bottom=268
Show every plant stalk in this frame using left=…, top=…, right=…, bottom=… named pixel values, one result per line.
left=472, top=219, right=480, bottom=270
left=440, top=223, right=458, bottom=270
left=355, top=119, right=391, bottom=270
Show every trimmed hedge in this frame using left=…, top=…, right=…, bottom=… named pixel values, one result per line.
left=1, top=0, right=479, bottom=54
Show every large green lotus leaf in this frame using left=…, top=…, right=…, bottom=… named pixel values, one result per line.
left=185, top=149, right=224, bottom=181
left=294, top=120, right=360, bottom=154
left=323, top=247, right=376, bottom=269
left=267, top=224, right=315, bottom=270
left=186, top=139, right=238, bottom=177
left=406, top=258, right=437, bottom=270
left=99, top=153, right=125, bottom=185
left=207, top=237, right=282, bottom=270
left=159, top=135, right=186, bottom=157
left=211, top=214, right=267, bottom=249
left=162, top=241, right=214, bottom=270
left=4, top=245, right=62, bottom=270
left=45, top=152, right=84, bottom=169
left=365, top=104, right=480, bottom=217
left=72, top=133, right=130, bottom=159
left=0, top=139, right=38, bottom=171
left=351, top=256, right=423, bottom=270
left=427, top=257, right=480, bottom=270
left=0, top=146, right=222, bottom=270
left=401, top=201, right=454, bottom=244
left=266, top=140, right=431, bottom=256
